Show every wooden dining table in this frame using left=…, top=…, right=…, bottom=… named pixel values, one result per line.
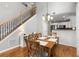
left=30, top=36, right=58, bottom=56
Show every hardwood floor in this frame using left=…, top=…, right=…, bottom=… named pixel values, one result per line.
left=0, top=44, right=76, bottom=57
left=52, top=44, right=76, bottom=57
left=0, top=47, right=28, bottom=57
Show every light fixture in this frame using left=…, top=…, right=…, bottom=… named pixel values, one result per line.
left=42, top=3, right=55, bottom=22
left=47, top=14, right=51, bottom=21
left=42, top=15, right=46, bottom=21
left=50, top=16, right=54, bottom=20
left=42, top=2, right=51, bottom=22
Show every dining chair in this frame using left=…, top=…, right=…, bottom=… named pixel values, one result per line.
left=49, top=32, right=59, bottom=44
left=49, top=32, right=57, bottom=37
left=28, top=40, right=42, bottom=57
left=35, top=33, right=42, bottom=39
left=38, top=33, right=42, bottom=37
left=28, top=34, right=33, bottom=40
left=24, top=34, right=30, bottom=56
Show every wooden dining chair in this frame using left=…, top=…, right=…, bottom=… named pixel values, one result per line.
left=32, top=33, right=38, bottom=40
left=35, top=33, right=42, bottom=39
left=49, top=32, right=59, bottom=44
left=49, top=32, right=57, bottom=36
left=24, top=34, right=30, bottom=56
left=28, top=40, right=42, bottom=57
left=38, top=33, right=42, bottom=37
left=28, top=34, right=33, bottom=40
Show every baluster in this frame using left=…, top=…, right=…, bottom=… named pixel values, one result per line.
left=15, top=20, right=17, bottom=29
left=23, top=14, right=25, bottom=22
left=23, top=15, right=25, bottom=22
left=6, top=22, right=8, bottom=35
left=5, top=23, right=7, bottom=36
left=19, top=16, right=21, bottom=25
left=8, top=22, right=10, bottom=34
left=0, top=25, right=1, bottom=41
left=16, top=18, right=18, bottom=27
left=1, top=24, right=3, bottom=39
left=20, top=16, right=22, bottom=25
left=18, top=17, right=20, bottom=26
left=7, top=21, right=9, bottom=34
left=13, top=20, right=15, bottom=30
left=10, top=20, right=13, bottom=32
left=3, top=23, right=5, bottom=39
left=9, top=21, right=11, bottom=33
left=17, top=17, right=20, bottom=27
left=5, top=23, right=7, bottom=37
left=22, top=15, right=24, bottom=23
left=3, top=23, right=5, bottom=38
left=6, top=22, right=8, bottom=34
left=11, top=20, right=13, bottom=31
left=18, top=18, right=20, bottom=26
left=12, top=20, right=14, bottom=31
left=13, top=19, right=15, bottom=29
left=0, top=24, right=2, bottom=40
left=7, top=22, right=9, bottom=34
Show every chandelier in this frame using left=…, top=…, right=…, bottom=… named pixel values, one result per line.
left=42, top=2, right=54, bottom=21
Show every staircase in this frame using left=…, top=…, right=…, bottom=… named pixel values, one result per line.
left=0, top=3, right=36, bottom=41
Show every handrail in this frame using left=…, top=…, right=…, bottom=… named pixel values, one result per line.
left=0, top=5, right=36, bottom=41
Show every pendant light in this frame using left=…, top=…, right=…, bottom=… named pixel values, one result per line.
left=42, top=2, right=51, bottom=21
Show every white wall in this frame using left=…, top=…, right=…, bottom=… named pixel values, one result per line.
left=76, top=3, right=79, bottom=56
left=52, top=30, right=76, bottom=47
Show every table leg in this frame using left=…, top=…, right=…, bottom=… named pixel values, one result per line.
left=48, top=48, right=52, bottom=57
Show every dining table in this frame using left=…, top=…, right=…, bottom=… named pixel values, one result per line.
left=30, top=36, right=58, bottom=56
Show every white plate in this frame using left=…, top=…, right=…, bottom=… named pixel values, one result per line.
left=38, top=37, right=47, bottom=40
left=48, top=38, right=57, bottom=42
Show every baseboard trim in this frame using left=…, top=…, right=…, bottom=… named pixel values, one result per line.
left=0, top=45, right=20, bottom=53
